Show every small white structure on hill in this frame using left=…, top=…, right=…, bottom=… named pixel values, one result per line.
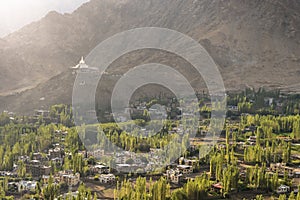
left=71, top=57, right=98, bottom=73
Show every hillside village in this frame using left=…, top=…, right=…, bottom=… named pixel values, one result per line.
left=0, top=85, right=300, bottom=199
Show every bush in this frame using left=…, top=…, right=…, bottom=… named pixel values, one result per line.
left=94, top=175, right=99, bottom=181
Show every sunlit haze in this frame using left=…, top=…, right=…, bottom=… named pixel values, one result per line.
left=0, top=0, right=90, bottom=37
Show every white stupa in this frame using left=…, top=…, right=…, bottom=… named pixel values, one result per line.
left=72, top=57, right=89, bottom=69
left=71, top=57, right=98, bottom=73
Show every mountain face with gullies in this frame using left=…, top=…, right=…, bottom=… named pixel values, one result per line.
left=0, top=0, right=300, bottom=114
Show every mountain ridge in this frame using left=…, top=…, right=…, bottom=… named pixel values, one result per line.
left=0, top=0, right=300, bottom=113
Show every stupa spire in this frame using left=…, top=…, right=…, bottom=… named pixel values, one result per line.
left=80, top=56, right=85, bottom=64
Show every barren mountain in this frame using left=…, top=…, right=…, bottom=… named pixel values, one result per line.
left=0, top=0, right=300, bottom=114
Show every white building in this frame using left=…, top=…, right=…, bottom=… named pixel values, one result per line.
left=116, top=163, right=131, bottom=171
left=60, top=173, right=80, bottom=186
left=93, top=165, right=110, bottom=174
left=99, top=174, right=115, bottom=184
left=165, top=169, right=183, bottom=184
left=87, top=149, right=104, bottom=159
left=18, top=180, right=37, bottom=192
left=177, top=165, right=193, bottom=174
left=276, top=185, right=290, bottom=194
left=270, top=163, right=294, bottom=177
left=42, top=172, right=80, bottom=187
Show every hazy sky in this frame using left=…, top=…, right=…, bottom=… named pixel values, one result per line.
left=0, top=0, right=90, bottom=37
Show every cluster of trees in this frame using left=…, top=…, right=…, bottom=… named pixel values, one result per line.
left=227, top=88, right=300, bottom=115
left=18, top=177, right=97, bottom=200
left=63, top=153, right=89, bottom=176
left=115, top=175, right=211, bottom=200
left=244, top=164, right=280, bottom=191
left=243, top=139, right=291, bottom=164
left=49, top=104, right=74, bottom=127
left=208, top=122, right=296, bottom=198
left=240, top=114, right=300, bottom=139
left=252, top=189, right=300, bottom=200
left=115, top=177, right=170, bottom=200
left=0, top=116, right=92, bottom=198
left=80, top=121, right=179, bottom=153
left=0, top=123, right=56, bottom=171
left=209, top=149, right=239, bottom=197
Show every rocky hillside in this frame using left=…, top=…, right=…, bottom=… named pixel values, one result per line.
left=0, top=0, right=300, bottom=113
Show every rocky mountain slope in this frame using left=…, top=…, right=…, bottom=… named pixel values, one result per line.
left=0, top=0, right=300, bottom=114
